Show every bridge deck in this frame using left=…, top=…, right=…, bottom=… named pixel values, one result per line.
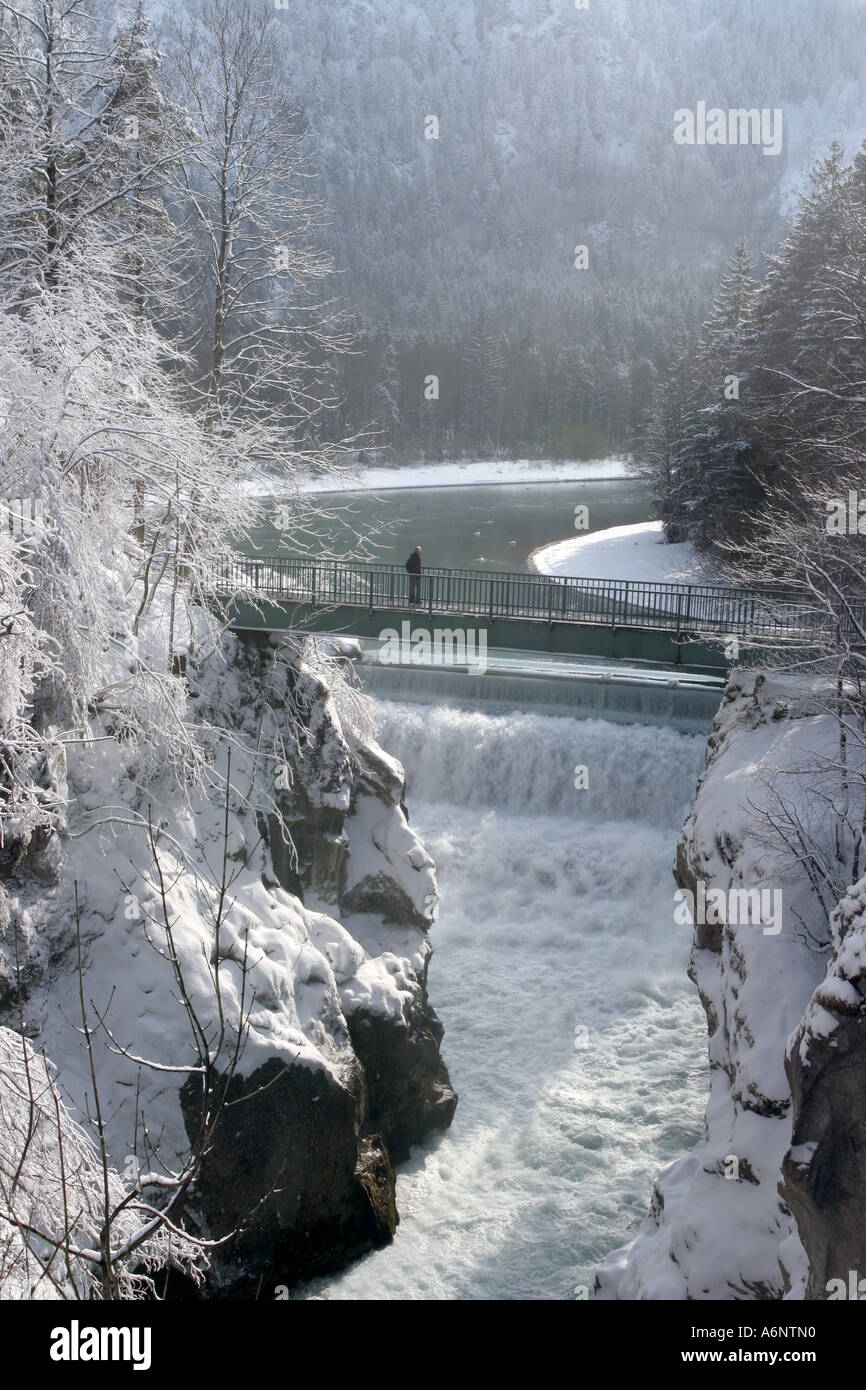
left=209, top=554, right=848, bottom=643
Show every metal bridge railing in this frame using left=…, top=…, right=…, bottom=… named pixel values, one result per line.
left=206, top=554, right=864, bottom=642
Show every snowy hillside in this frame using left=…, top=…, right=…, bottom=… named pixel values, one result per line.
left=275, top=0, right=866, bottom=336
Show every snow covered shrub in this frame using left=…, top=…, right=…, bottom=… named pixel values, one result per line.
left=0, top=1026, right=205, bottom=1299
left=0, top=244, right=272, bottom=836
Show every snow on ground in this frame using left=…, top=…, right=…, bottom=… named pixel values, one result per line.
left=531, top=520, right=723, bottom=585
left=250, top=456, right=631, bottom=497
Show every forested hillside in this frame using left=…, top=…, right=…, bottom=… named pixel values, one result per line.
left=653, top=143, right=866, bottom=568
left=258, top=0, right=866, bottom=457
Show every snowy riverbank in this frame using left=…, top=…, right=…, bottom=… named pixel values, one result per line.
left=530, top=520, right=724, bottom=586
left=251, top=456, right=632, bottom=496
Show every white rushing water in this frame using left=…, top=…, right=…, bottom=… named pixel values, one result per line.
left=303, top=696, right=710, bottom=1300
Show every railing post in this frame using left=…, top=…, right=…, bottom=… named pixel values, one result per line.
left=311, top=564, right=317, bottom=607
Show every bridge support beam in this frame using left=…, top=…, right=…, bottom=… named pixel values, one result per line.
left=226, top=599, right=734, bottom=673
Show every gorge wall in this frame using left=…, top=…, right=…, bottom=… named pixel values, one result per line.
left=0, top=631, right=456, bottom=1297
left=597, top=671, right=866, bottom=1300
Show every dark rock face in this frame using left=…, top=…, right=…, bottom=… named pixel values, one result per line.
left=782, top=891, right=866, bottom=1300
left=181, top=1057, right=398, bottom=1297
left=267, top=805, right=348, bottom=904
left=348, top=998, right=458, bottom=1165
left=181, top=635, right=457, bottom=1295
left=783, top=1030, right=866, bottom=1299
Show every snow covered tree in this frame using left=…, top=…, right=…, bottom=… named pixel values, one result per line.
left=748, top=145, right=866, bottom=500
left=97, top=9, right=193, bottom=329
left=0, top=518, right=55, bottom=847
left=163, top=0, right=352, bottom=471
left=0, top=244, right=262, bottom=781
left=663, top=400, right=767, bottom=551
left=695, top=236, right=758, bottom=391
left=0, top=0, right=182, bottom=298
left=368, top=337, right=401, bottom=449
left=657, top=239, right=763, bottom=548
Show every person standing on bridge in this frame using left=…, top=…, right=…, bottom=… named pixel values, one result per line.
left=406, top=545, right=422, bottom=605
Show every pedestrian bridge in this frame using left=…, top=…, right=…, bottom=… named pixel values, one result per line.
left=208, top=554, right=833, bottom=673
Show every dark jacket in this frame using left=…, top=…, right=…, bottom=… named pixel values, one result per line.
left=405, top=551, right=422, bottom=574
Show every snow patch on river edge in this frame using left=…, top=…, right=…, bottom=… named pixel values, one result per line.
left=531, top=520, right=724, bottom=585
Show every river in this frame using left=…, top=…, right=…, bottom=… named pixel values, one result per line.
left=296, top=694, right=708, bottom=1301
left=282, top=473, right=709, bottom=1300
left=248, top=477, right=651, bottom=573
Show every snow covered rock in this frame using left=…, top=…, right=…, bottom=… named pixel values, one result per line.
left=0, top=631, right=456, bottom=1296
left=177, top=632, right=456, bottom=1291
left=597, top=672, right=837, bottom=1300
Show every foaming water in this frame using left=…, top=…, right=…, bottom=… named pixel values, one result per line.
left=301, top=699, right=709, bottom=1300
left=380, top=702, right=704, bottom=824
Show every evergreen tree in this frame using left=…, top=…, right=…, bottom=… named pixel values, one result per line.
left=695, top=236, right=758, bottom=391
left=369, top=337, right=401, bottom=450
left=664, top=401, right=767, bottom=551
left=460, top=309, right=506, bottom=452
left=749, top=144, right=865, bottom=497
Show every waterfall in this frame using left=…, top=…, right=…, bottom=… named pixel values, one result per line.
left=303, top=682, right=711, bottom=1300
left=357, top=658, right=722, bottom=733
left=371, top=701, right=705, bottom=825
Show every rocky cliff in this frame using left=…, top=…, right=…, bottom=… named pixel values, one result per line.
left=597, top=671, right=866, bottom=1300
left=0, top=631, right=456, bottom=1298
left=783, top=876, right=866, bottom=1299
